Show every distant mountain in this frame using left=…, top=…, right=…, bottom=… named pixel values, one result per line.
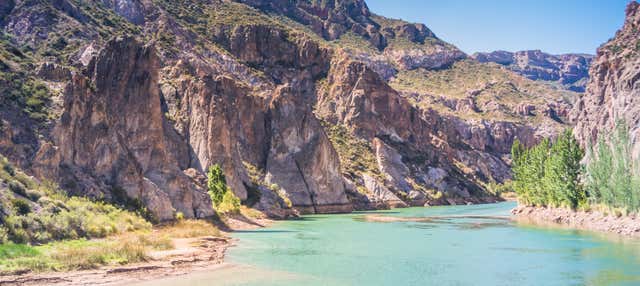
left=472, top=50, right=593, bottom=92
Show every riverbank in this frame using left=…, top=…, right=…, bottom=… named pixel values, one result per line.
left=0, top=214, right=273, bottom=286
left=511, top=205, right=640, bottom=237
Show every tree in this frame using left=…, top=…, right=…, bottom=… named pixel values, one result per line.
left=542, top=130, right=584, bottom=208
left=511, top=130, right=584, bottom=209
left=207, top=164, right=228, bottom=207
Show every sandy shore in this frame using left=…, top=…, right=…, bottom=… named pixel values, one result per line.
left=511, top=205, right=640, bottom=237
left=0, top=215, right=274, bottom=286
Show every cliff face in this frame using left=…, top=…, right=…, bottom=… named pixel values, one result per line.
left=573, top=1, right=640, bottom=153
left=472, top=50, right=593, bottom=92
left=33, top=38, right=215, bottom=221
left=0, top=0, right=576, bottom=219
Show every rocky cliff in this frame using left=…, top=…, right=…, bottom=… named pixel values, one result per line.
left=0, top=0, right=576, bottom=219
left=472, top=50, right=593, bottom=92
left=573, top=1, right=640, bottom=154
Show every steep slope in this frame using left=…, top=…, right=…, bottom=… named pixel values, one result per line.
left=573, top=1, right=640, bottom=153
left=472, top=50, right=593, bottom=92
left=0, top=0, right=576, bottom=218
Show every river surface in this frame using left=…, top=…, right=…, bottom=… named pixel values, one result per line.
left=138, top=202, right=640, bottom=286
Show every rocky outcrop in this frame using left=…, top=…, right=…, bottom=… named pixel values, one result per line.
left=36, top=62, right=71, bottom=82
left=35, top=37, right=215, bottom=221
left=266, top=85, right=351, bottom=213
left=236, top=0, right=385, bottom=48
left=385, top=44, right=466, bottom=70
left=100, top=0, right=146, bottom=25
left=573, top=1, right=640, bottom=154
left=472, top=50, right=593, bottom=92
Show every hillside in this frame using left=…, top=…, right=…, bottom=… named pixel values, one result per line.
left=0, top=0, right=576, bottom=220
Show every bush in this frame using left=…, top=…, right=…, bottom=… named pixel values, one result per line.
left=0, top=227, right=8, bottom=244
left=8, top=180, right=26, bottom=196
left=25, top=189, right=42, bottom=201
left=2, top=163, right=14, bottom=176
left=218, top=191, right=241, bottom=214
left=12, top=199, right=31, bottom=215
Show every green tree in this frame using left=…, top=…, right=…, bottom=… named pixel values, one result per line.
left=542, top=130, right=584, bottom=208
left=207, top=164, right=228, bottom=207
left=586, top=135, right=612, bottom=204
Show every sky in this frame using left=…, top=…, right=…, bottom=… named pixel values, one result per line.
left=365, top=0, right=629, bottom=55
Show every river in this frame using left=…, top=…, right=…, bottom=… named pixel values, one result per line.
left=136, top=202, right=640, bottom=286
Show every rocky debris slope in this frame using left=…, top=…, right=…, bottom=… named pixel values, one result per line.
left=572, top=1, right=640, bottom=153
left=472, top=50, right=593, bottom=92
left=0, top=0, right=578, bottom=219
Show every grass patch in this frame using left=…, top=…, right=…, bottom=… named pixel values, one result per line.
left=0, top=243, right=40, bottom=259
left=156, top=220, right=221, bottom=239
left=0, top=219, right=222, bottom=273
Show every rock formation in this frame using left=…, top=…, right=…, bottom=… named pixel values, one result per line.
left=472, top=50, right=593, bottom=92
left=573, top=1, right=640, bottom=155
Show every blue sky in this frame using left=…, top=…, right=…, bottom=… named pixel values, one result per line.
left=366, top=0, right=629, bottom=55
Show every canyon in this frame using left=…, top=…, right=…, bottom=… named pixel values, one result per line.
left=0, top=0, right=583, bottom=220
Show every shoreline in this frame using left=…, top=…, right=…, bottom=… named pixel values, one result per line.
left=0, top=215, right=274, bottom=286
left=9, top=202, right=638, bottom=285
left=511, top=205, right=640, bottom=237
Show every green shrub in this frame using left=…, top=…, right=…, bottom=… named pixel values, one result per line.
left=8, top=180, right=26, bottom=196
left=218, top=191, right=241, bottom=214
left=12, top=199, right=31, bottom=215
left=2, top=163, right=14, bottom=176
left=25, top=189, right=42, bottom=201
left=0, top=227, right=8, bottom=243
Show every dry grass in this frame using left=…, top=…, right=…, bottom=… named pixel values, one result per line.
left=0, top=220, right=222, bottom=273
left=155, top=220, right=221, bottom=239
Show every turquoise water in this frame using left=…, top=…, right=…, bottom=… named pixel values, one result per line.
left=139, top=202, right=640, bottom=286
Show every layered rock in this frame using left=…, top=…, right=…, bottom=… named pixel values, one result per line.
left=573, top=1, right=640, bottom=154
left=472, top=50, right=593, bottom=92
